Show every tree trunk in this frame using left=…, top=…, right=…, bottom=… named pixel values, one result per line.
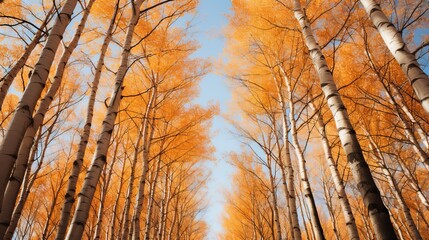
left=2, top=129, right=41, bottom=239
left=144, top=146, right=164, bottom=240
left=93, top=136, right=119, bottom=240
left=281, top=69, right=325, bottom=240
left=0, top=6, right=54, bottom=110
left=267, top=154, right=282, bottom=240
left=359, top=0, right=429, bottom=114
left=132, top=88, right=157, bottom=240
left=273, top=76, right=301, bottom=240
left=322, top=179, right=340, bottom=240
left=0, top=1, right=93, bottom=237
left=109, top=153, right=127, bottom=240
left=310, top=101, right=360, bottom=240
left=0, top=0, right=78, bottom=213
left=390, top=83, right=429, bottom=150
left=122, top=87, right=157, bottom=240
left=292, top=1, right=397, bottom=239
left=365, top=130, right=423, bottom=240
left=56, top=1, right=119, bottom=238
left=157, top=164, right=171, bottom=240
left=65, top=1, right=145, bottom=238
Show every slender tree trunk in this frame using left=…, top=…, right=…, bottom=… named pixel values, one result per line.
left=122, top=88, right=156, bottom=240
left=272, top=109, right=293, bottom=238
left=2, top=129, right=41, bottom=239
left=397, top=160, right=429, bottom=210
left=56, top=1, right=119, bottom=238
left=267, top=155, right=282, bottom=240
left=0, top=0, right=79, bottom=210
left=157, top=165, right=170, bottom=240
left=292, top=1, right=397, bottom=239
left=322, top=179, right=340, bottom=240
left=65, top=1, right=145, bottom=238
left=359, top=0, right=429, bottom=114
left=281, top=70, right=325, bottom=240
left=274, top=77, right=301, bottom=239
left=390, top=83, right=429, bottom=149
left=365, top=130, right=423, bottom=240
left=109, top=153, right=127, bottom=240
left=0, top=6, right=54, bottom=110
left=0, top=2, right=94, bottom=237
left=310, top=101, right=360, bottom=240
left=144, top=147, right=164, bottom=240
left=132, top=88, right=157, bottom=240
left=365, top=50, right=429, bottom=170
left=94, top=137, right=119, bottom=240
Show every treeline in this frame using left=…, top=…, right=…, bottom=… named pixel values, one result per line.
left=222, top=0, right=429, bottom=239
left=0, top=0, right=217, bottom=239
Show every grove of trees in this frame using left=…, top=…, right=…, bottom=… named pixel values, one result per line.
left=0, top=0, right=428, bottom=239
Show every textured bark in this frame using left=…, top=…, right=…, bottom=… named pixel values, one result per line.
left=273, top=111, right=293, bottom=238
left=109, top=155, right=127, bottom=240
left=0, top=0, right=78, bottom=212
left=4, top=125, right=51, bottom=240
left=365, top=49, right=429, bottom=170
left=267, top=154, right=283, bottom=240
left=144, top=147, right=163, bottom=240
left=0, top=6, right=54, bottom=110
left=310, top=101, right=360, bottom=240
left=359, top=0, right=429, bottom=114
left=390, top=83, right=429, bottom=149
left=322, top=180, right=340, bottom=240
left=398, top=160, right=429, bottom=210
left=157, top=165, right=171, bottom=240
left=1, top=129, right=41, bottom=239
left=282, top=70, right=325, bottom=240
left=122, top=88, right=156, bottom=240
left=65, top=1, right=144, bottom=238
left=56, top=2, right=119, bottom=238
left=272, top=75, right=301, bottom=240
left=366, top=131, right=423, bottom=240
left=132, top=88, right=157, bottom=240
left=93, top=147, right=117, bottom=240
left=384, top=86, right=429, bottom=170
left=281, top=108, right=301, bottom=240
left=292, top=0, right=397, bottom=239
left=0, top=2, right=94, bottom=237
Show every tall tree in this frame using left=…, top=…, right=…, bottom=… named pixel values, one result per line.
left=289, top=0, right=397, bottom=238
left=0, top=0, right=79, bottom=211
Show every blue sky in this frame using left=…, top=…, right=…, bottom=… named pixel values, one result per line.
left=188, top=0, right=238, bottom=239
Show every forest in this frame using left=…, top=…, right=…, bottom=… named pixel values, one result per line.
left=0, top=0, right=428, bottom=239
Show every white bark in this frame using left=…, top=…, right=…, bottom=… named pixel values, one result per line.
left=267, top=154, right=283, bottom=240
left=132, top=89, right=157, bottom=240
left=56, top=1, right=119, bottom=238
left=144, top=146, right=163, bottom=240
left=0, top=0, right=78, bottom=212
left=1, top=129, right=41, bottom=239
left=65, top=1, right=144, bottom=238
left=292, top=0, right=397, bottom=239
left=0, top=6, right=54, bottom=110
left=310, top=102, right=360, bottom=240
left=359, top=0, right=429, bottom=114
left=366, top=130, right=422, bottom=240
left=0, top=1, right=92, bottom=236
left=272, top=75, right=301, bottom=240
left=122, top=86, right=156, bottom=240
left=390, top=83, right=429, bottom=150
left=281, top=69, right=325, bottom=240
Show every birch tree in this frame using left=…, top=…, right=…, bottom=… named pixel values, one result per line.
left=0, top=0, right=79, bottom=210
left=288, top=0, right=397, bottom=238
left=359, top=0, right=429, bottom=114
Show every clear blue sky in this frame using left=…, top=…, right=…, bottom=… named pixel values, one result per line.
left=188, top=0, right=238, bottom=239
